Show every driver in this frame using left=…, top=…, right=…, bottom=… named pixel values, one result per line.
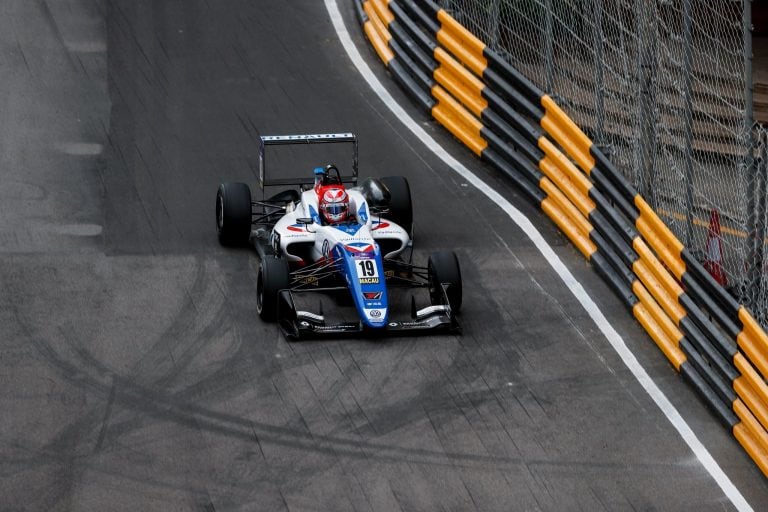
left=318, top=186, right=350, bottom=225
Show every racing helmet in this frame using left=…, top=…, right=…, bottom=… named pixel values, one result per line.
left=318, top=186, right=349, bottom=224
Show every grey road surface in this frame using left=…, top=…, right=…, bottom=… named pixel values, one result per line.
left=1, top=0, right=767, bottom=510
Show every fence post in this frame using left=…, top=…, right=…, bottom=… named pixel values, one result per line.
left=592, top=0, right=605, bottom=145
left=682, top=0, right=695, bottom=248
left=544, top=0, right=554, bottom=94
left=637, top=0, right=658, bottom=205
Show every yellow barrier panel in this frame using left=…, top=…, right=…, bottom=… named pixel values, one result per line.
left=538, top=158, right=595, bottom=218
left=433, top=67, right=487, bottom=117
left=633, top=258, right=686, bottom=325
left=633, top=238, right=685, bottom=309
left=540, top=178, right=593, bottom=237
left=540, top=96, right=595, bottom=172
left=364, top=22, right=394, bottom=64
left=636, top=216, right=686, bottom=281
left=739, top=307, right=768, bottom=378
left=633, top=303, right=686, bottom=370
left=432, top=105, right=487, bottom=156
left=734, top=422, right=768, bottom=478
left=371, top=0, right=394, bottom=25
left=362, top=2, right=394, bottom=64
left=734, top=399, right=768, bottom=457
left=437, top=10, right=486, bottom=56
left=735, top=353, right=768, bottom=416
left=541, top=199, right=597, bottom=258
left=633, top=280, right=684, bottom=349
left=434, top=48, right=484, bottom=96
left=436, top=29, right=486, bottom=77
left=635, top=196, right=685, bottom=256
left=735, top=379, right=768, bottom=435
left=432, top=86, right=483, bottom=133
left=537, top=138, right=593, bottom=199
left=539, top=116, right=595, bottom=175
left=364, top=1, right=391, bottom=43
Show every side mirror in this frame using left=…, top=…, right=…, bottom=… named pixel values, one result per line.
left=296, top=217, right=314, bottom=225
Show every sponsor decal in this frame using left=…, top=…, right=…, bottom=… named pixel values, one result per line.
left=345, top=242, right=374, bottom=253
left=331, top=223, right=362, bottom=236
left=392, top=320, right=430, bottom=328
left=287, top=224, right=305, bottom=232
left=298, top=276, right=319, bottom=286
left=363, top=292, right=382, bottom=300
left=369, top=309, right=382, bottom=318
left=359, top=277, right=379, bottom=284
left=355, top=259, right=379, bottom=280
left=358, top=203, right=368, bottom=223
left=314, top=323, right=358, bottom=332
left=371, top=221, right=390, bottom=231
left=308, top=205, right=321, bottom=224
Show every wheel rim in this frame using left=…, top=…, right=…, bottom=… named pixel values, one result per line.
left=256, top=267, right=264, bottom=313
left=217, top=194, right=225, bottom=232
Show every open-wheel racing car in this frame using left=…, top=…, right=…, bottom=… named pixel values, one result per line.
left=215, top=133, right=461, bottom=339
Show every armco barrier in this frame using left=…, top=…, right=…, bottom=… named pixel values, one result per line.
left=356, top=0, right=768, bottom=477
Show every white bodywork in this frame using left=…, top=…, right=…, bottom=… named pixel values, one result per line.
left=272, top=188, right=410, bottom=265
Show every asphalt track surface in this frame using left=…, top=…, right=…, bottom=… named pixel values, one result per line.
left=2, top=1, right=768, bottom=510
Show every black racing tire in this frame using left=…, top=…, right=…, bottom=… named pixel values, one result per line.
left=257, top=256, right=290, bottom=321
left=216, top=182, right=252, bottom=246
left=380, top=176, right=413, bottom=236
left=428, top=250, right=462, bottom=312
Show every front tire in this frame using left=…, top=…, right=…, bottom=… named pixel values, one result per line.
left=380, top=176, right=413, bottom=236
left=428, top=251, right=462, bottom=312
left=257, top=256, right=290, bottom=321
left=216, top=182, right=252, bottom=246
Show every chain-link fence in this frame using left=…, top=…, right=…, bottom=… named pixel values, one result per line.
left=435, top=0, right=768, bottom=324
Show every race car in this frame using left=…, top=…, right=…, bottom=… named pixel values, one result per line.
left=215, top=133, right=461, bottom=339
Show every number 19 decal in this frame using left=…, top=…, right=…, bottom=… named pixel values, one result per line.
left=356, top=259, right=378, bottom=279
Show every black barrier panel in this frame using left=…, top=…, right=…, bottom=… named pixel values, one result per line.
left=589, top=167, right=639, bottom=224
left=480, top=129, right=542, bottom=186
left=591, top=147, right=639, bottom=207
left=680, top=319, right=739, bottom=387
left=354, top=0, right=368, bottom=24
left=481, top=149, right=545, bottom=205
left=680, top=361, right=740, bottom=429
left=591, top=253, right=638, bottom=309
left=681, top=277, right=742, bottom=342
left=480, top=111, right=542, bottom=166
left=484, top=68, right=543, bottom=121
left=482, top=89, right=543, bottom=149
left=389, top=22, right=438, bottom=77
left=681, top=249, right=742, bottom=323
left=389, top=1, right=438, bottom=56
left=482, top=49, right=543, bottom=104
left=679, top=295, right=739, bottom=361
left=590, top=211, right=638, bottom=270
left=390, top=40, right=435, bottom=95
left=389, top=60, right=436, bottom=112
left=680, top=345, right=739, bottom=429
left=400, top=0, right=439, bottom=36
left=588, top=189, right=638, bottom=247
left=590, top=231, right=635, bottom=289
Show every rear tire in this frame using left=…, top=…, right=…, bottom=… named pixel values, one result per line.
left=257, top=256, right=290, bottom=321
left=428, top=251, right=462, bottom=312
left=380, top=176, right=413, bottom=235
left=216, top=182, right=252, bottom=246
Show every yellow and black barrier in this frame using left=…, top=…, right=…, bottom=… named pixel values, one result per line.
left=357, top=0, right=768, bottom=476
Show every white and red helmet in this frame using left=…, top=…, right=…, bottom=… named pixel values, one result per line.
left=318, top=186, right=349, bottom=224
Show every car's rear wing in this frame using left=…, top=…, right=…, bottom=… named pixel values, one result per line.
left=258, top=133, right=358, bottom=190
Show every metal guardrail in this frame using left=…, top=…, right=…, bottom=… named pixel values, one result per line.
left=357, top=0, right=768, bottom=477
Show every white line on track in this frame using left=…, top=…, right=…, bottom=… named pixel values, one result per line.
left=324, top=1, right=753, bottom=510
